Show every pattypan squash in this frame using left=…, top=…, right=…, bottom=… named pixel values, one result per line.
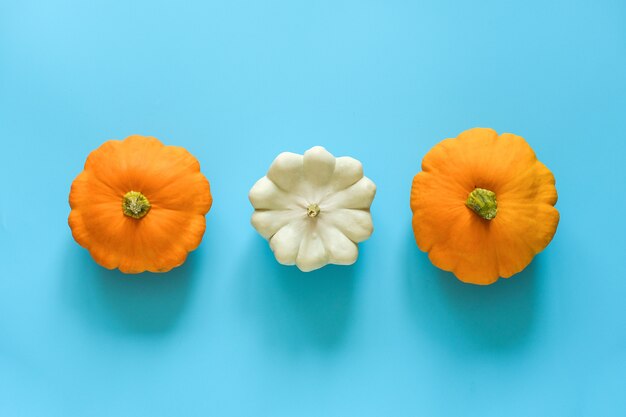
left=69, top=135, right=212, bottom=273
left=250, top=146, right=376, bottom=272
left=410, top=128, right=559, bottom=285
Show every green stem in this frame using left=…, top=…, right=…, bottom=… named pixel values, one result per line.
left=122, top=191, right=151, bottom=219
left=466, top=188, right=497, bottom=220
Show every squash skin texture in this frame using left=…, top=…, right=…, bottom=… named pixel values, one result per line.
left=410, top=128, right=559, bottom=285
left=250, top=146, right=375, bottom=272
left=69, top=135, right=212, bottom=273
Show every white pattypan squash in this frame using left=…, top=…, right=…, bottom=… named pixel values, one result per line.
left=249, top=146, right=376, bottom=272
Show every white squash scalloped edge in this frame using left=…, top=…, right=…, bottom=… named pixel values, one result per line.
left=249, top=146, right=376, bottom=272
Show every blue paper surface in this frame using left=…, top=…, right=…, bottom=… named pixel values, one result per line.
left=1, top=1, right=625, bottom=415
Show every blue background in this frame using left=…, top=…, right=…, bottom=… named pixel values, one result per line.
left=1, top=0, right=625, bottom=415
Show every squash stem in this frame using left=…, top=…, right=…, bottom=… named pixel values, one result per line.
left=306, top=203, right=320, bottom=218
left=122, top=191, right=151, bottom=219
left=466, top=188, right=497, bottom=220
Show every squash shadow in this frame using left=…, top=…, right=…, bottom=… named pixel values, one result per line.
left=63, top=239, right=199, bottom=335
left=239, top=236, right=358, bottom=352
left=403, top=230, right=538, bottom=353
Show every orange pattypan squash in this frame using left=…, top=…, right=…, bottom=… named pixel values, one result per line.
left=69, top=135, right=212, bottom=273
left=410, top=128, right=559, bottom=285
